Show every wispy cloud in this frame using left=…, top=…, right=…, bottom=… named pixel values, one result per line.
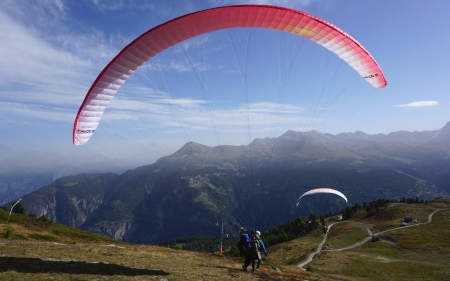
left=102, top=97, right=304, bottom=131
left=209, top=0, right=313, bottom=8
left=232, top=102, right=303, bottom=114
left=0, top=12, right=86, bottom=125
left=0, top=101, right=74, bottom=123
left=0, top=0, right=67, bottom=30
left=0, top=14, right=90, bottom=88
left=0, top=4, right=123, bottom=126
left=395, top=101, right=439, bottom=107
left=139, top=56, right=209, bottom=74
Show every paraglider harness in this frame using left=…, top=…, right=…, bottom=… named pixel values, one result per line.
left=236, top=241, right=247, bottom=256
left=250, top=236, right=260, bottom=253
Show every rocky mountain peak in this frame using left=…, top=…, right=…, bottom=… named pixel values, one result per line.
left=172, top=141, right=213, bottom=157
left=441, top=121, right=450, bottom=133
left=431, top=122, right=450, bottom=144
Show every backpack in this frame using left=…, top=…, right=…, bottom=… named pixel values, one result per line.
left=250, top=240, right=259, bottom=253
left=236, top=242, right=247, bottom=255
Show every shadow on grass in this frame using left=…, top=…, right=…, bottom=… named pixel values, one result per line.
left=0, top=257, right=169, bottom=276
left=204, top=265, right=229, bottom=269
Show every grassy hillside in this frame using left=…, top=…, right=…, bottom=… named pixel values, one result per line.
left=264, top=198, right=450, bottom=280
left=0, top=208, right=320, bottom=280
left=1, top=199, right=449, bottom=280
left=0, top=208, right=119, bottom=244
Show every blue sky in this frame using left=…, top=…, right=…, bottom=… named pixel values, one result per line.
left=1, top=0, right=449, bottom=166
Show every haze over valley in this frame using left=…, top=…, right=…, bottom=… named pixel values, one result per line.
left=2, top=123, right=450, bottom=244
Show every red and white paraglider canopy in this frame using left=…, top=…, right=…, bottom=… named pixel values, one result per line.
left=73, top=4, right=387, bottom=146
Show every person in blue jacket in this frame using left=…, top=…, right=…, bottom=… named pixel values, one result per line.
left=255, top=230, right=268, bottom=256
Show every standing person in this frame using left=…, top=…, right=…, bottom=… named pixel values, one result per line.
left=322, top=225, right=328, bottom=235
left=249, top=235, right=261, bottom=272
left=255, top=230, right=268, bottom=256
left=237, top=227, right=251, bottom=271
left=255, top=230, right=267, bottom=271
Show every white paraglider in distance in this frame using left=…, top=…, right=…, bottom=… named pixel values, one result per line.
left=296, top=188, right=348, bottom=206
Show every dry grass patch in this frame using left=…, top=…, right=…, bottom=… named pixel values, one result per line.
left=265, top=228, right=324, bottom=266
left=326, top=221, right=368, bottom=249
left=0, top=240, right=326, bottom=280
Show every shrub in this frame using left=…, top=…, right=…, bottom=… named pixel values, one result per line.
left=2, top=226, right=14, bottom=239
left=38, top=215, right=51, bottom=223
left=12, top=202, right=26, bottom=215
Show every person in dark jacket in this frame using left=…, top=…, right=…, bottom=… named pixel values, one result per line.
left=237, top=227, right=252, bottom=271
left=249, top=235, right=261, bottom=272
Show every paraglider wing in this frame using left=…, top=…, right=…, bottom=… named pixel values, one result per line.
left=73, top=4, right=387, bottom=146
left=296, top=188, right=348, bottom=205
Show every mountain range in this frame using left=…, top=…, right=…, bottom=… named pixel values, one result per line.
left=3, top=122, right=450, bottom=244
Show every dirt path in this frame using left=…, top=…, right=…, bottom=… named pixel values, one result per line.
left=298, top=208, right=447, bottom=269
left=297, top=222, right=338, bottom=269
left=372, top=208, right=442, bottom=237
left=365, top=225, right=373, bottom=236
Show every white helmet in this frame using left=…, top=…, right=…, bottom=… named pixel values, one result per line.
left=256, top=231, right=261, bottom=236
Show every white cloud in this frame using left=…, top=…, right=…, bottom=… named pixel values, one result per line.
left=395, top=101, right=439, bottom=107
left=209, top=0, right=313, bottom=8
left=0, top=101, right=74, bottom=124
left=102, top=97, right=305, bottom=133
left=0, top=12, right=88, bottom=125
left=0, top=0, right=67, bottom=28
left=90, top=0, right=158, bottom=15
left=0, top=6, right=122, bottom=125
left=139, top=55, right=209, bottom=74
left=0, top=10, right=86, bottom=84
left=231, top=102, right=303, bottom=114
left=106, top=96, right=206, bottom=115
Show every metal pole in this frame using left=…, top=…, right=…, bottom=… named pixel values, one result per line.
left=219, top=222, right=223, bottom=256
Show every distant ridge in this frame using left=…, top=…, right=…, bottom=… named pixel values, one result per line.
left=3, top=122, right=449, bottom=244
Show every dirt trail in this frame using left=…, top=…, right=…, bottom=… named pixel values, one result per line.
left=365, top=225, right=373, bottom=236
left=298, top=208, right=447, bottom=269
left=297, top=222, right=337, bottom=269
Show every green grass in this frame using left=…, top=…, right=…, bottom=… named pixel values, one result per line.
left=27, top=233, right=58, bottom=242
left=51, top=224, right=118, bottom=243
left=326, top=220, right=368, bottom=248
left=303, top=200, right=450, bottom=281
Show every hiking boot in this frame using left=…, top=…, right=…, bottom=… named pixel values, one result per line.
left=242, top=265, right=247, bottom=271
left=255, top=269, right=259, bottom=272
